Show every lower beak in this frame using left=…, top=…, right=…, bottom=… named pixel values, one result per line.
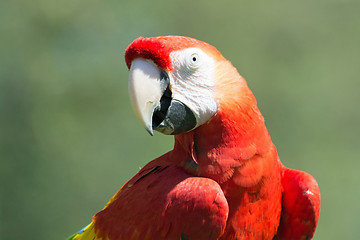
left=128, top=58, right=197, bottom=136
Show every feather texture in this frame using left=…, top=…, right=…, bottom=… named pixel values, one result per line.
left=69, top=36, right=320, bottom=240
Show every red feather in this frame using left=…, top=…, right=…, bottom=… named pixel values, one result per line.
left=86, top=36, right=321, bottom=240
left=125, top=36, right=223, bottom=71
left=94, top=153, right=229, bottom=240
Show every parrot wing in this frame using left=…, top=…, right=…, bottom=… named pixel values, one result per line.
left=68, top=154, right=229, bottom=240
left=66, top=222, right=97, bottom=240
left=274, top=167, right=320, bottom=240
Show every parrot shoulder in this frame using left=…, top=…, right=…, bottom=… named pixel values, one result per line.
left=274, top=167, right=320, bottom=240
left=90, top=153, right=229, bottom=240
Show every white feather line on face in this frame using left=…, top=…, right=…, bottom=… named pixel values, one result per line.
left=169, top=48, right=218, bottom=127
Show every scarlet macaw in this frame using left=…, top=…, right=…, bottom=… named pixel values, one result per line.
left=68, top=36, right=320, bottom=240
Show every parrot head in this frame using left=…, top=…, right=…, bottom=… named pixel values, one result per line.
left=125, top=36, right=252, bottom=136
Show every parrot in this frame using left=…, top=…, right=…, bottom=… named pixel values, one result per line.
left=68, top=36, right=320, bottom=240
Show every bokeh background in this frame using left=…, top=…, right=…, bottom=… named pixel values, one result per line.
left=1, top=0, right=359, bottom=239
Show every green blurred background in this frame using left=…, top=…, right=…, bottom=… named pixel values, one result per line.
left=1, top=0, right=359, bottom=239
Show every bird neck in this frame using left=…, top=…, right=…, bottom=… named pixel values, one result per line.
left=173, top=88, right=275, bottom=185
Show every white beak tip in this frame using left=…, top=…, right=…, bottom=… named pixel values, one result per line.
left=146, top=126, right=154, bottom=136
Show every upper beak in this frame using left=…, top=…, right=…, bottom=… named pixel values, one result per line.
left=128, top=59, right=169, bottom=135
left=128, top=58, right=197, bottom=136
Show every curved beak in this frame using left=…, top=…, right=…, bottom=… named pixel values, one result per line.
left=128, top=58, right=197, bottom=136
left=128, top=59, right=169, bottom=135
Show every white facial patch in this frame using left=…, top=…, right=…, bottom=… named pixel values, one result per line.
left=169, top=48, right=218, bottom=127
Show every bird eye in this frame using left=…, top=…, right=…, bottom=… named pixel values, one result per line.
left=189, top=53, right=200, bottom=68
left=191, top=53, right=198, bottom=62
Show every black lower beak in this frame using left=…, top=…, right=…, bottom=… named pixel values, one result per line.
left=152, top=72, right=197, bottom=135
left=152, top=85, right=171, bottom=130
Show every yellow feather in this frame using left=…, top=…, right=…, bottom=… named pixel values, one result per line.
left=71, top=222, right=102, bottom=240
left=69, top=184, right=131, bottom=240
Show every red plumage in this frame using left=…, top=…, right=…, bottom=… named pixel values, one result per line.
left=94, top=156, right=229, bottom=240
left=125, top=36, right=221, bottom=71
left=86, top=36, right=320, bottom=240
